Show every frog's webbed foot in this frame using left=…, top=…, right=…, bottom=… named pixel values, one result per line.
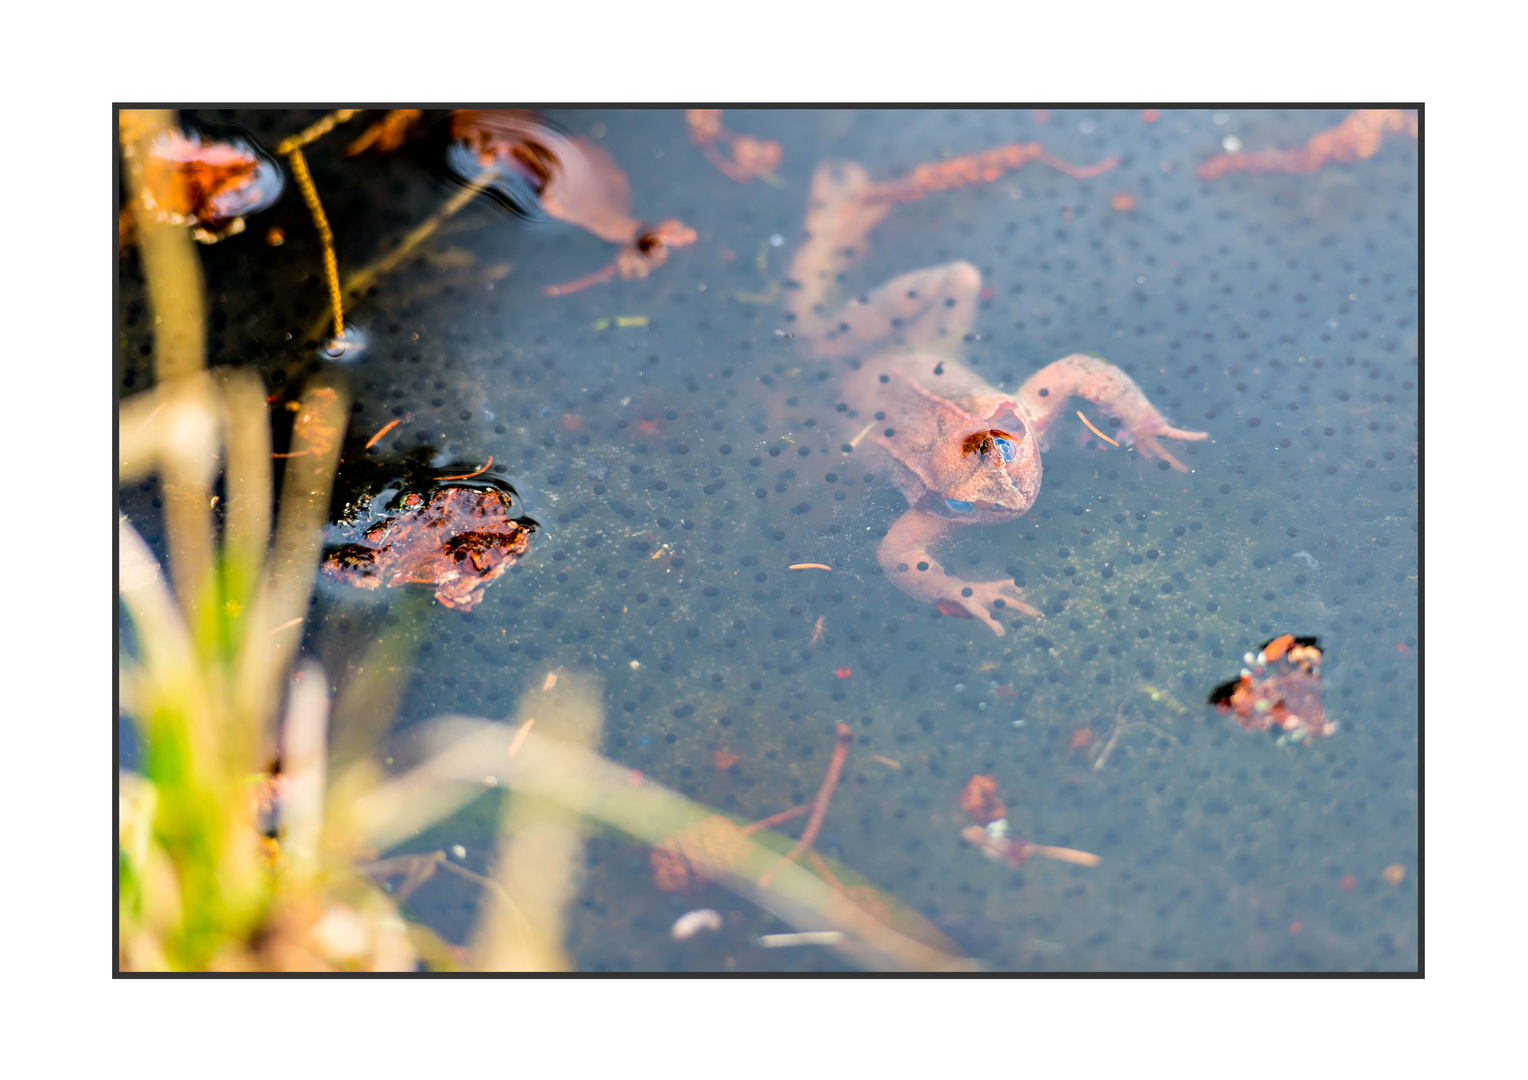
left=949, top=579, right=1042, bottom=637
left=878, top=509, right=1041, bottom=638
left=1123, top=417, right=1209, bottom=473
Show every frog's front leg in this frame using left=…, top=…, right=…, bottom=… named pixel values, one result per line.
left=1017, top=354, right=1208, bottom=471
left=877, top=509, right=1041, bottom=637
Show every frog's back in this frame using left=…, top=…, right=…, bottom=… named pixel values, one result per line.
left=839, top=351, right=998, bottom=419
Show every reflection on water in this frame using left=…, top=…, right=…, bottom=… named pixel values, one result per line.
left=119, top=108, right=1418, bottom=971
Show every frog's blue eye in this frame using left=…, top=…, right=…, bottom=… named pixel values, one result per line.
left=993, top=436, right=1017, bottom=463
left=944, top=499, right=974, bottom=514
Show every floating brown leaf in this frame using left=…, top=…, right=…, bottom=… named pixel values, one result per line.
left=449, top=110, right=696, bottom=295
left=133, top=129, right=284, bottom=243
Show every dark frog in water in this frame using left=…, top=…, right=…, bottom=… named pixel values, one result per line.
left=321, top=477, right=536, bottom=611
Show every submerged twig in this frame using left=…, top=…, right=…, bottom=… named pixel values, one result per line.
left=360, top=850, right=513, bottom=906
left=435, top=456, right=493, bottom=481
left=363, top=418, right=401, bottom=450
left=275, top=109, right=361, bottom=156
left=741, top=803, right=810, bottom=836
left=1090, top=697, right=1178, bottom=772
left=757, top=723, right=853, bottom=889
left=1077, top=409, right=1121, bottom=447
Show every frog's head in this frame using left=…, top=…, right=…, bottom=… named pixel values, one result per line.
left=915, top=422, right=1042, bottom=525
left=873, top=385, right=1041, bottom=527
left=872, top=374, right=1043, bottom=525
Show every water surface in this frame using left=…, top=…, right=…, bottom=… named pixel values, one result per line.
left=119, top=108, right=1419, bottom=971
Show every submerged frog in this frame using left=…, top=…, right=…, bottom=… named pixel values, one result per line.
left=785, top=160, right=1207, bottom=636
left=321, top=482, right=536, bottom=611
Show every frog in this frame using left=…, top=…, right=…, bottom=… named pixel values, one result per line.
left=784, top=160, right=1208, bottom=636
left=321, top=482, right=536, bottom=611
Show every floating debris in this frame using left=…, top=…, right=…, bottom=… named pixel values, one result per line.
left=671, top=908, right=724, bottom=941
left=758, top=931, right=845, bottom=948
left=127, top=127, right=284, bottom=243
left=960, top=822, right=1101, bottom=869
left=686, top=109, right=784, bottom=184
left=346, top=109, right=425, bottom=156
left=1208, top=634, right=1335, bottom=743
left=448, top=110, right=696, bottom=295
left=956, top=776, right=1100, bottom=869
left=958, top=775, right=1006, bottom=827
left=364, top=418, right=402, bottom=450
left=1197, top=109, right=1417, bottom=180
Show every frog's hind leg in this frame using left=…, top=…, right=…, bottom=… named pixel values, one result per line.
left=785, top=161, right=892, bottom=342
left=813, top=261, right=984, bottom=360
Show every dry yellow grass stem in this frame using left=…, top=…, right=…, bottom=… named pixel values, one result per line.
left=120, top=110, right=207, bottom=383
left=472, top=674, right=605, bottom=971
left=220, top=370, right=273, bottom=593
left=274, top=109, right=361, bottom=155
left=355, top=714, right=973, bottom=972
left=120, top=110, right=220, bottom=615
left=284, top=146, right=345, bottom=341
left=303, top=168, right=499, bottom=344
left=327, top=593, right=427, bottom=772
left=235, top=382, right=348, bottom=734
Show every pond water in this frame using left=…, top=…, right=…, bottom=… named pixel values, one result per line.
left=118, top=108, right=1419, bottom=971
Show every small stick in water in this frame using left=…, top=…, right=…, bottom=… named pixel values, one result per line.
left=436, top=456, right=493, bottom=481
left=364, top=418, right=401, bottom=449
left=758, top=723, right=853, bottom=888
left=1076, top=409, right=1120, bottom=447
